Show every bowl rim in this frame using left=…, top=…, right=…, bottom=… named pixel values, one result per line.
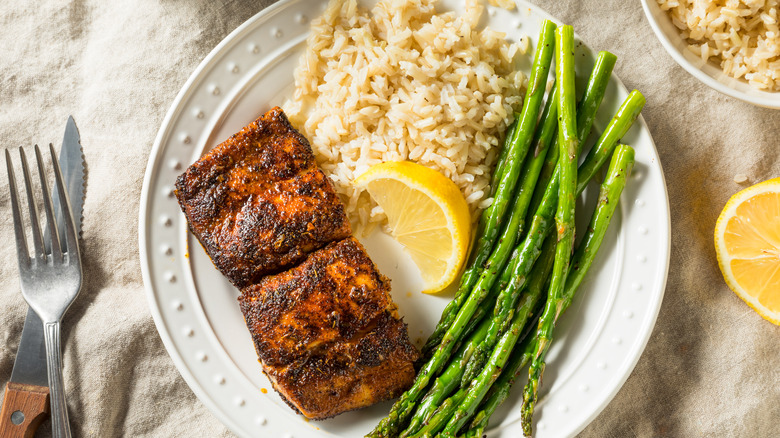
left=640, top=0, right=780, bottom=109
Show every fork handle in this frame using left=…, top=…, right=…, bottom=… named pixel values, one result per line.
left=0, top=382, right=50, bottom=438
left=44, top=322, right=72, bottom=438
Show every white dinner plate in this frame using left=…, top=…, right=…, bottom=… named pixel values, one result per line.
left=139, top=0, right=671, bottom=436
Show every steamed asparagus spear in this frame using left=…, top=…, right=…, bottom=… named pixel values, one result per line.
left=407, top=79, right=643, bottom=438
left=484, top=88, right=646, bottom=350
left=485, top=87, right=645, bottom=355
left=462, top=89, right=645, bottom=437
left=563, top=145, right=636, bottom=312
left=368, top=21, right=558, bottom=437
left=407, top=234, right=555, bottom=438
left=409, top=387, right=468, bottom=438
left=521, top=144, right=636, bottom=436
left=522, top=25, right=580, bottom=437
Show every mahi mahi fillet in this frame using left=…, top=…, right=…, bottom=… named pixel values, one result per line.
left=239, top=237, right=418, bottom=419
left=174, top=107, right=352, bottom=288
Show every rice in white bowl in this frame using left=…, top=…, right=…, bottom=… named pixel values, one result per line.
left=284, top=0, right=526, bottom=234
left=657, top=0, right=780, bottom=91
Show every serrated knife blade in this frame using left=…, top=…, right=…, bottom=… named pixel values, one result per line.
left=54, top=115, right=85, bottom=238
left=9, top=116, right=85, bottom=390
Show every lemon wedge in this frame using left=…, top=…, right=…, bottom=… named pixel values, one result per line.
left=714, top=177, right=780, bottom=325
left=354, top=161, right=472, bottom=294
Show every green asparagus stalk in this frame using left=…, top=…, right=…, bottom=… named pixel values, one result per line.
left=490, top=114, right=520, bottom=196
left=369, top=22, right=558, bottom=437
left=563, top=144, right=635, bottom=308
left=489, top=55, right=615, bottom=299
left=574, top=91, right=641, bottom=195
left=466, top=146, right=634, bottom=435
left=521, top=25, right=580, bottom=438
left=457, top=249, right=529, bottom=342
left=521, top=144, right=636, bottom=436
left=494, top=80, right=559, bottom=248
left=526, top=50, right=617, bottom=224
left=462, top=51, right=618, bottom=385
left=419, top=20, right=558, bottom=362
left=400, top=318, right=493, bottom=438
left=576, top=52, right=618, bottom=146
left=459, top=81, right=559, bottom=385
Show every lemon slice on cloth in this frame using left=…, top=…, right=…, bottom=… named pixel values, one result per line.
left=355, top=161, right=472, bottom=294
left=714, top=177, right=780, bottom=325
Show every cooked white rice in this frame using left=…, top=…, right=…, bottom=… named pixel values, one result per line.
left=284, top=0, right=526, bottom=234
left=658, top=0, right=780, bottom=91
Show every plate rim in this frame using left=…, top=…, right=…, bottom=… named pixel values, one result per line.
left=139, top=0, right=672, bottom=436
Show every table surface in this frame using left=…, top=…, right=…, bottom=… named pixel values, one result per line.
left=0, top=0, right=777, bottom=437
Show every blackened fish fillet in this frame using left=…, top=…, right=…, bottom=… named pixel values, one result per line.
left=238, top=237, right=419, bottom=419
left=174, top=107, right=351, bottom=287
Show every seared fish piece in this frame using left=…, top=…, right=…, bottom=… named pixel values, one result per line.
left=174, top=107, right=352, bottom=287
left=239, top=237, right=419, bottom=419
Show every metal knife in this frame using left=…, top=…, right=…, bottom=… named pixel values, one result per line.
left=52, top=116, right=85, bottom=239
left=0, top=116, right=85, bottom=438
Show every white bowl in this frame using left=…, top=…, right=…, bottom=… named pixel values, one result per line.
left=641, top=0, right=780, bottom=109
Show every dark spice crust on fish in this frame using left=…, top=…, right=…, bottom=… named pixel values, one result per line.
left=174, top=107, right=352, bottom=287
left=239, top=237, right=419, bottom=419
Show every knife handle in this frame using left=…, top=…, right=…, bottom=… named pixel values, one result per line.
left=0, top=382, right=50, bottom=438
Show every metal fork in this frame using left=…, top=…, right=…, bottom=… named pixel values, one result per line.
left=5, top=144, right=82, bottom=438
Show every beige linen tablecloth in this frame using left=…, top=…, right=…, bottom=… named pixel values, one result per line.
left=0, top=0, right=778, bottom=436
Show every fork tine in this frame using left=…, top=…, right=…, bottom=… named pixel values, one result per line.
left=33, top=144, right=62, bottom=263
left=48, top=143, right=79, bottom=260
left=5, top=149, right=30, bottom=267
left=19, top=148, right=45, bottom=261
